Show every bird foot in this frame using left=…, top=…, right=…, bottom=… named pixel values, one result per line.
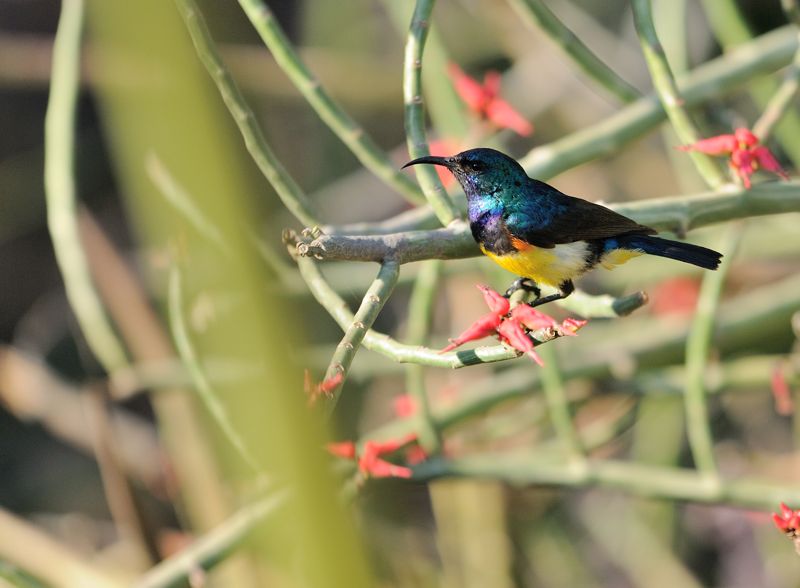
left=504, top=278, right=541, bottom=299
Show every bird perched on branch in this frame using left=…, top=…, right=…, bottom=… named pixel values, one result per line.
left=404, top=147, right=722, bottom=306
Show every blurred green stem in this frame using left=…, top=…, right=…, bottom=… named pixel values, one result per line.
left=405, top=260, right=444, bottom=453
left=413, top=453, right=800, bottom=509
left=683, top=224, right=741, bottom=474
left=403, top=0, right=462, bottom=225
left=631, top=0, right=726, bottom=188
left=45, top=0, right=128, bottom=373
left=167, top=266, right=264, bottom=476
left=236, top=0, right=425, bottom=205
left=537, top=345, right=584, bottom=458
left=508, top=0, right=639, bottom=102
left=174, top=0, right=319, bottom=227
left=320, top=260, right=400, bottom=414
left=133, top=489, right=289, bottom=588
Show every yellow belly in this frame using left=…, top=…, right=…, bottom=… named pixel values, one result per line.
left=481, top=242, right=643, bottom=286
left=481, top=241, right=591, bottom=287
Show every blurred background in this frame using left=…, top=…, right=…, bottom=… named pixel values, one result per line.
left=1, top=0, right=800, bottom=586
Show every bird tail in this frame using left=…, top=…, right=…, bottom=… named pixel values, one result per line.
left=614, top=234, right=723, bottom=270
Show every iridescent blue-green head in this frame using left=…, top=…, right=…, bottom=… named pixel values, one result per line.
left=403, top=148, right=529, bottom=206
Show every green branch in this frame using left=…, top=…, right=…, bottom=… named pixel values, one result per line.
left=631, top=0, right=726, bottom=188
left=520, top=25, right=798, bottom=180
left=236, top=0, right=425, bottom=205
left=320, top=260, right=400, bottom=414
left=412, top=454, right=800, bottom=510
left=293, top=182, right=800, bottom=264
left=403, top=0, right=462, bottom=225
left=45, top=0, right=128, bottom=373
left=174, top=0, right=319, bottom=227
left=508, top=0, right=639, bottom=103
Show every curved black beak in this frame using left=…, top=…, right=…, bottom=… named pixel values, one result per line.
left=402, top=155, right=453, bottom=169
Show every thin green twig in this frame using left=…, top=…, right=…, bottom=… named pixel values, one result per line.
left=631, top=0, right=726, bottom=188
left=45, top=0, right=128, bottom=374
left=683, top=225, right=741, bottom=475
left=320, top=260, right=400, bottom=415
left=508, top=0, right=639, bottom=103
left=403, top=0, right=462, bottom=225
left=236, top=0, right=425, bottom=205
left=174, top=0, right=319, bottom=227
left=167, top=266, right=264, bottom=476
left=133, top=488, right=289, bottom=588
left=405, top=260, right=443, bottom=453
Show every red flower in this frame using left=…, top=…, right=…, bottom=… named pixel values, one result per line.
left=393, top=394, right=418, bottom=418
left=327, top=433, right=422, bottom=480
left=771, top=362, right=794, bottom=416
left=326, top=440, right=356, bottom=459
left=678, top=127, right=790, bottom=188
left=496, top=317, right=543, bottom=365
left=773, top=502, right=800, bottom=536
left=447, top=63, right=534, bottom=136
left=438, top=284, right=586, bottom=364
left=650, top=276, right=701, bottom=316
left=304, top=370, right=344, bottom=406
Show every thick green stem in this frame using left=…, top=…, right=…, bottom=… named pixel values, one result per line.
left=403, top=0, right=462, bottom=225
left=236, top=0, right=424, bottom=205
left=508, top=0, right=639, bottom=102
left=631, top=0, right=726, bottom=187
left=320, top=261, right=400, bottom=414
left=175, top=0, right=319, bottom=227
left=45, top=0, right=128, bottom=374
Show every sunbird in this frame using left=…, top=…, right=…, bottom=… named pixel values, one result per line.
left=404, top=148, right=722, bottom=306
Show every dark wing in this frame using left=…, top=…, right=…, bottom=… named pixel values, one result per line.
left=504, top=179, right=656, bottom=248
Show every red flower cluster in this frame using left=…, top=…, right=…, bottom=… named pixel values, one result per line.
left=448, top=64, right=534, bottom=136
left=678, top=128, right=789, bottom=188
left=327, top=432, right=425, bottom=479
left=773, top=502, right=800, bottom=537
left=440, top=285, right=586, bottom=365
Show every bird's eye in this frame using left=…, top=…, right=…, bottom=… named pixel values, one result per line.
left=469, top=161, right=484, bottom=172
